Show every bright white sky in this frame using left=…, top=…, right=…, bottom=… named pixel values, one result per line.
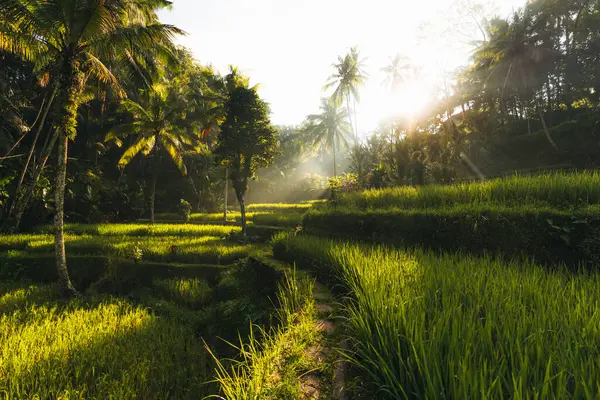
left=158, top=0, right=526, bottom=136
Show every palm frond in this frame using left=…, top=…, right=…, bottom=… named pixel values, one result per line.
left=118, top=134, right=155, bottom=168
left=83, top=52, right=126, bottom=97
left=160, top=135, right=187, bottom=175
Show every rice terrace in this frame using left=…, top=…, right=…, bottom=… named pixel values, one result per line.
left=2, top=0, right=600, bottom=399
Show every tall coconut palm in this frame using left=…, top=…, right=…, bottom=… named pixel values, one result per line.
left=473, top=13, right=559, bottom=149
left=106, top=84, right=197, bottom=224
left=306, top=98, right=352, bottom=177
left=0, top=0, right=182, bottom=296
left=323, top=46, right=368, bottom=141
left=381, top=54, right=414, bottom=92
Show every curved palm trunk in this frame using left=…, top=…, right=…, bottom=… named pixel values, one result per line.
left=9, top=129, right=60, bottom=231
left=534, top=99, right=558, bottom=151
left=54, top=130, right=77, bottom=297
left=538, top=107, right=558, bottom=151
left=4, top=91, right=57, bottom=230
left=345, top=94, right=355, bottom=141
left=333, top=138, right=337, bottom=177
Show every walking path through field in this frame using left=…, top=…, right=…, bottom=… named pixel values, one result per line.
left=259, top=253, right=347, bottom=399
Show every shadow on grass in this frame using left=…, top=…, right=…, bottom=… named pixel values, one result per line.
left=0, top=235, right=253, bottom=265
left=0, top=296, right=212, bottom=399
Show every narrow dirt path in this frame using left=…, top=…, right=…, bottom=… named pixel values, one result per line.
left=296, top=280, right=347, bottom=400
left=257, top=253, right=347, bottom=399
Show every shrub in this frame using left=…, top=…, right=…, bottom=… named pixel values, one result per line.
left=178, top=199, right=192, bottom=222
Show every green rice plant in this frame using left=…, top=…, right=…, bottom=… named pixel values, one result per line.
left=190, top=212, right=241, bottom=223
left=153, top=277, right=212, bottom=308
left=0, top=284, right=208, bottom=399
left=36, top=223, right=240, bottom=237
left=251, top=212, right=304, bottom=228
left=332, top=171, right=600, bottom=211
left=246, top=203, right=314, bottom=212
left=207, top=268, right=319, bottom=399
left=272, top=232, right=600, bottom=399
left=1, top=234, right=251, bottom=265
left=302, top=205, right=600, bottom=267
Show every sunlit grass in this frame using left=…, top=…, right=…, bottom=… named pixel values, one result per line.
left=37, top=223, right=239, bottom=237
left=251, top=212, right=304, bottom=228
left=1, top=234, right=251, bottom=265
left=189, top=211, right=267, bottom=223
left=0, top=283, right=206, bottom=399
left=246, top=203, right=314, bottom=212
left=272, top=232, right=600, bottom=399
left=332, top=171, right=600, bottom=210
left=153, top=278, right=212, bottom=308
left=209, top=268, right=321, bottom=399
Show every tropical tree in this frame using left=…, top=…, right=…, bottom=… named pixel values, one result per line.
left=106, top=84, right=199, bottom=224
left=472, top=12, right=559, bottom=149
left=381, top=54, right=415, bottom=91
left=214, top=82, right=278, bottom=236
left=0, top=0, right=181, bottom=296
left=306, top=98, right=352, bottom=177
left=323, top=46, right=368, bottom=141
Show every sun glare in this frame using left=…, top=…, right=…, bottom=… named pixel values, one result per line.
left=362, top=82, right=434, bottom=132
left=390, top=84, right=432, bottom=117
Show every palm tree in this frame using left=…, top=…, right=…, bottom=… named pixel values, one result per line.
left=323, top=46, right=368, bottom=141
left=306, top=98, right=352, bottom=177
left=473, top=13, right=559, bottom=150
left=0, top=0, right=182, bottom=296
left=381, top=54, right=414, bottom=92
left=106, top=85, right=196, bottom=224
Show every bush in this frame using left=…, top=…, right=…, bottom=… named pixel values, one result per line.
left=178, top=199, right=192, bottom=222
left=327, top=173, right=359, bottom=198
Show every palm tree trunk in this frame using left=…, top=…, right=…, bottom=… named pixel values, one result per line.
left=54, top=130, right=77, bottom=297
left=538, top=106, right=559, bottom=151
left=352, top=96, right=358, bottom=142
left=186, top=160, right=202, bottom=212
left=53, top=66, right=82, bottom=298
left=150, top=156, right=157, bottom=225
left=345, top=94, right=355, bottom=141
left=333, top=138, right=337, bottom=177
left=5, top=90, right=57, bottom=228
left=5, top=129, right=60, bottom=232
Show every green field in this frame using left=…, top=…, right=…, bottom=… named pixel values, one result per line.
left=273, top=233, right=600, bottom=398
left=0, top=212, right=299, bottom=397
left=330, top=172, right=600, bottom=211
left=0, top=207, right=329, bottom=399
left=303, top=173, right=600, bottom=267
left=3, top=174, right=600, bottom=399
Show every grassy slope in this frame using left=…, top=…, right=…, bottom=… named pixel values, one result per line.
left=273, top=233, right=600, bottom=399
left=0, top=205, right=320, bottom=398
left=304, top=172, right=600, bottom=267
left=332, top=171, right=600, bottom=211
